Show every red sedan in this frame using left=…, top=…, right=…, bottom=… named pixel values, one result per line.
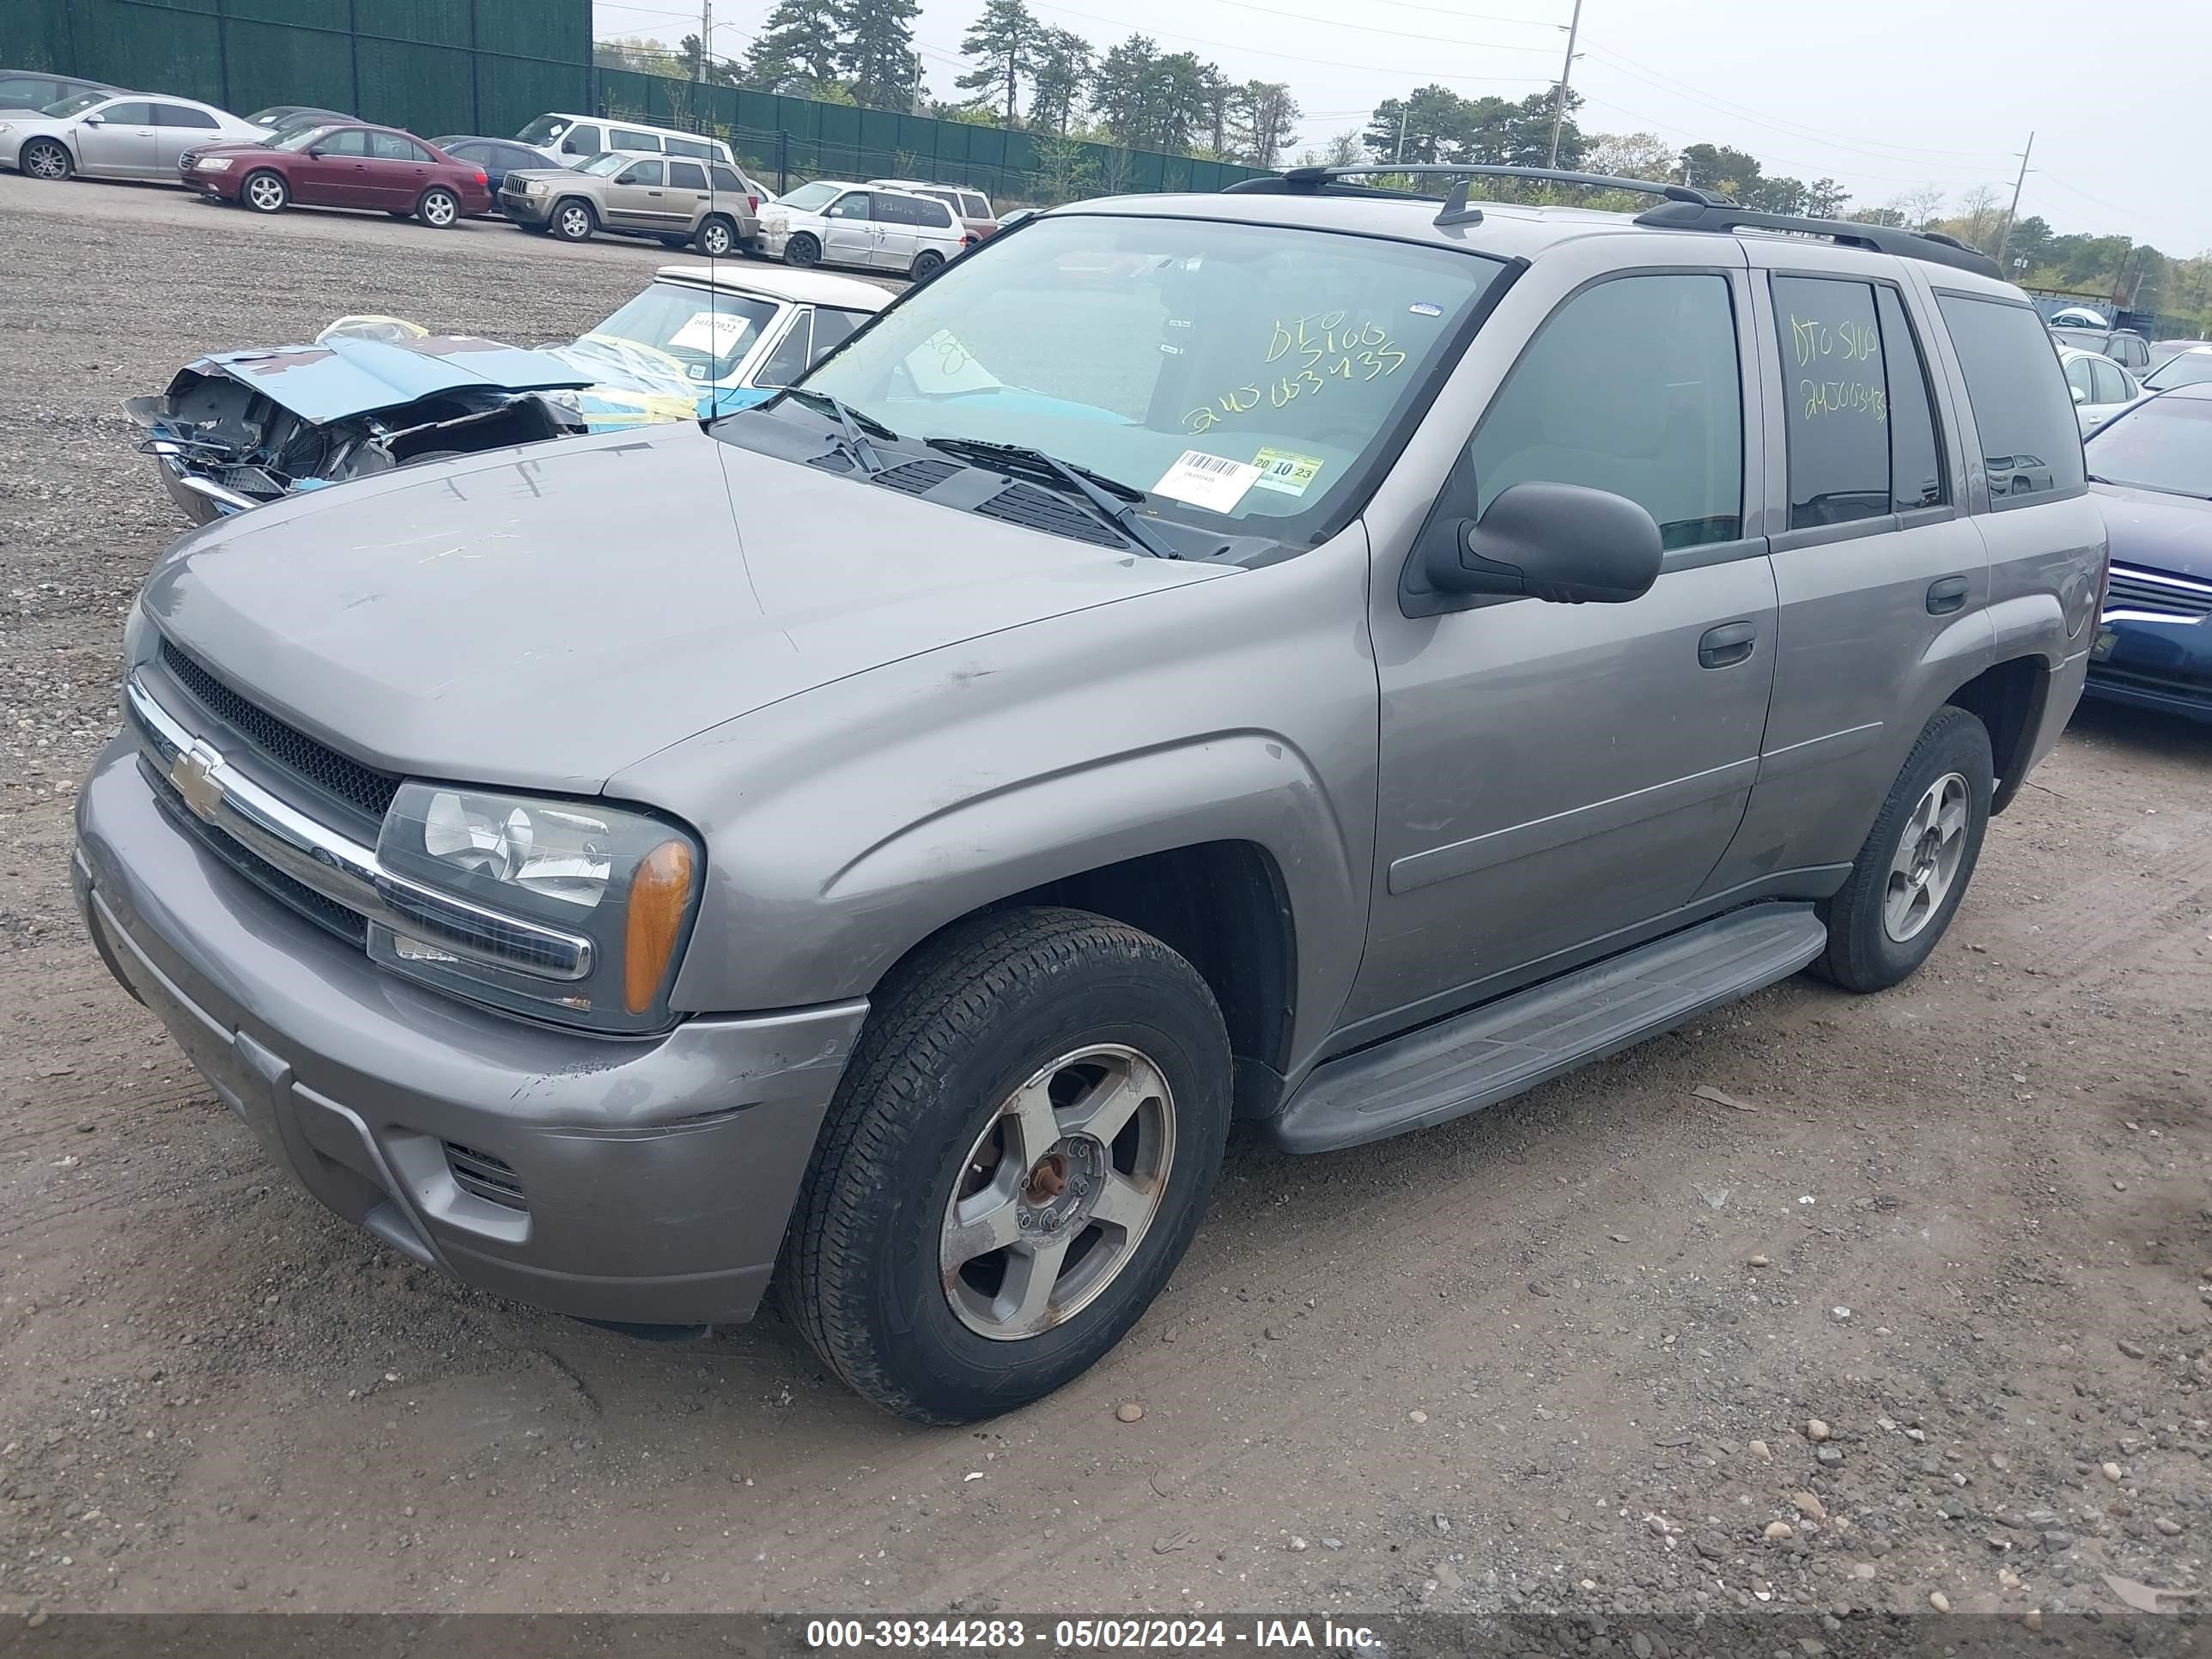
left=179, top=122, right=489, bottom=228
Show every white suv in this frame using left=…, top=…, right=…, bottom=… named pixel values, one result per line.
left=758, top=180, right=964, bottom=280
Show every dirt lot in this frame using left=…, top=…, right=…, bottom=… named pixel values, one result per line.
left=3, top=172, right=2211, bottom=1629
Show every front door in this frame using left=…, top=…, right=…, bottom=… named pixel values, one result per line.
left=819, top=191, right=878, bottom=268
left=76, top=101, right=156, bottom=176
left=1352, top=264, right=1778, bottom=1030
left=601, top=158, right=666, bottom=228
left=292, top=127, right=371, bottom=206
left=1702, top=260, right=1993, bottom=894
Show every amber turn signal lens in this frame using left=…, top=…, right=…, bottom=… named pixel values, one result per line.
left=623, top=839, right=696, bottom=1014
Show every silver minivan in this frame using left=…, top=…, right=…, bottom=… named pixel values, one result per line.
left=757, top=179, right=965, bottom=280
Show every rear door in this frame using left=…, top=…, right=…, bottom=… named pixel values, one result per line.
left=666, top=158, right=712, bottom=228
left=364, top=131, right=427, bottom=208
left=149, top=101, right=221, bottom=175
left=1702, top=252, right=1992, bottom=894
left=2085, top=356, right=2135, bottom=432
left=76, top=100, right=156, bottom=176
left=1355, top=250, right=1780, bottom=1028
left=872, top=191, right=923, bottom=270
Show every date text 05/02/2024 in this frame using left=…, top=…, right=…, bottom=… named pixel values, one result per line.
left=805, top=1618, right=1384, bottom=1650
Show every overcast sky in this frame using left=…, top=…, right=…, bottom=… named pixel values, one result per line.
left=594, top=0, right=2209, bottom=255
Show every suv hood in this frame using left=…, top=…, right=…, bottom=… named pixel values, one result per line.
left=142, top=423, right=1228, bottom=794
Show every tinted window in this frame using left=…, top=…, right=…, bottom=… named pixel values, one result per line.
left=1773, top=276, right=1889, bottom=528
left=709, top=163, right=744, bottom=195
left=812, top=307, right=868, bottom=359
left=667, top=159, right=708, bottom=191
left=2109, top=335, right=2148, bottom=368
left=610, top=126, right=659, bottom=151
left=0, top=76, right=58, bottom=105
left=1472, top=273, right=1743, bottom=550
left=914, top=197, right=955, bottom=228
left=757, top=313, right=815, bottom=388
left=153, top=103, right=220, bottom=129
left=666, top=135, right=713, bottom=159
left=1938, top=295, right=2086, bottom=503
left=559, top=123, right=600, bottom=156
left=874, top=192, right=921, bottom=225
left=441, top=141, right=483, bottom=159
left=962, top=192, right=989, bottom=218
left=1876, top=287, right=1944, bottom=510
left=318, top=129, right=370, bottom=156
left=369, top=131, right=427, bottom=161
left=2089, top=358, right=2130, bottom=404
left=617, top=159, right=664, bottom=185
left=2085, top=395, right=2212, bottom=498
left=99, top=102, right=153, bottom=125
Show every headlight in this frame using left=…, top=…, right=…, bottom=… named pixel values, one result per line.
left=523, top=179, right=549, bottom=195
left=198, top=156, right=233, bottom=172
left=371, top=781, right=702, bottom=1034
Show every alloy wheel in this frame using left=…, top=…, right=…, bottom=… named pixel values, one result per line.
left=25, top=143, right=69, bottom=180
left=1883, top=771, right=1970, bottom=942
left=246, top=175, right=285, bottom=211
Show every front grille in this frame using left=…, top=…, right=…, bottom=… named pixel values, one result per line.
left=161, top=638, right=401, bottom=817
left=145, top=758, right=368, bottom=946
left=974, top=482, right=1127, bottom=549
left=443, top=1143, right=527, bottom=1211
left=2106, top=567, right=2212, bottom=621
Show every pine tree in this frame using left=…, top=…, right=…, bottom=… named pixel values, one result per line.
left=835, top=0, right=922, bottom=112
left=742, top=0, right=842, bottom=95
left=1027, top=28, right=1092, bottom=136
left=954, top=0, right=1041, bottom=127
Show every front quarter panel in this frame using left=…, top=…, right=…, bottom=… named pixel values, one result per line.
left=614, top=530, right=1379, bottom=1076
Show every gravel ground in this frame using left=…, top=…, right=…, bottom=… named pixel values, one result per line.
left=3, top=173, right=2212, bottom=1632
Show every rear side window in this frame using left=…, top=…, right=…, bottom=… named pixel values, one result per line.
left=874, top=193, right=921, bottom=224
left=916, top=198, right=954, bottom=228
left=1937, top=295, right=2086, bottom=503
left=154, top=103, right=219, bottom=129
left=2063, top=356, right=2096, bottom=403
left=370, top=132, right=428, bottom=161
left=2089, top=358, right=2130, bottom=404
left=666, top=135, right=713, bottom=159
left=668, top=160, right=708, bottom=191
left=709, top=163, right=744, bottom=196
left=0, top=76, right=59, bottom=105
left=1472, top=273, right=1744, bottom=550
left=1771, top=275, right=1948, bottom=527
left=610, top=126, right=659, bottom=152
left=961, top=192, right=989, bottom=218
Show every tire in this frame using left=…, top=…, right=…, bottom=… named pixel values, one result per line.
left=695, top=214, right=737, bottom=258
left=780, top=906, right=1232, bottom=1424
left=240, top=169, right=289, bottom=215
left=908, top=248, right=945, bottom=282
left=782, top=232, right=820, bottom=268
left=20, top=137, right=72, bottom=182
left=416, top=187, right=459, bottom=228
left=1814, top=705, right=1993, bottom=993
left=550, top=198, right=595, bottom=242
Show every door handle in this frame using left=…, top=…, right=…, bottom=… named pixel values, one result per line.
left=1698, top=620, right=1757, bottom=669
left=1926, top=575, right=1970, bottom=615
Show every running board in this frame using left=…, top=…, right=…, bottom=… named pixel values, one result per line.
left=1268, top=903, right=1827, bottom=1153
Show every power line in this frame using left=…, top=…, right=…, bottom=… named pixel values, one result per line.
left=1574, top=94, right=2007, bottom=191
left=1024, top=0, right=1552, bottom=82
left=1193, top=0, right=1565, bottom=52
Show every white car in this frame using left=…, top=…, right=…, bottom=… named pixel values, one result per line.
left=2057, top=345, right=2141, bottom=436
left=757, top=180, right=965, bottom=281
left=0, top=90, right=262, bottom=182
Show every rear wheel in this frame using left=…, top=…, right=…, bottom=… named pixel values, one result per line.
left=416, top=187, right=460, bottom=228
left=240, top=170, right=289, bottom=214
left=696, top=214, right=737, bottom=258
left=909, top=248, right=945, bottom=282
left=21, top=138, right=71, bottom=182
left=1815, top=705, right=1993, bottom=992
left=780, top=907, right=1232, bottom=1423
left=550, top=198, right=594, bottom=242
left=782, top=232, right=820, bottom=268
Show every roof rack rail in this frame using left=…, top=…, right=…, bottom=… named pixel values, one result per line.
left=1632, top=200, right=2002, bottom=277
left=1222, top=163, right=1732, bottom=228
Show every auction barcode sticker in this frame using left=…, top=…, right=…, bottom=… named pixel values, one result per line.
left=1152, top=449, right=1261, bottom=513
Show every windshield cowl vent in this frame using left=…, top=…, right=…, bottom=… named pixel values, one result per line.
left=975, top=482, right=1129, bottom=549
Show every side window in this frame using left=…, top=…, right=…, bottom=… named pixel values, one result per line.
left=610, top=126, right=659, bottom=152
left=368, top=132, right=419, bottom=161
left=319, top=129, right=370, bottom=156
left=617, top=159, right=663, bottom=186
left=756, top=313, right=816, bottom=387
left=709, top=163, right=744, bottom=195
left=2089, top=358, right=2130, bottom=404
left=918, top=198, right=955, bottom=228
left=98, top=101, right=153, bottom=125
left=875, top=193, right=920, bottom=225
left=811, top=307, right=867, bottom=361
left=667, top=160, right=708, bottom=191
left=826, top=192, right=870, bottom=220
left=559, top=124, right=600, bottom=156
left=962, top=192, right=989, bottom=219
left=1876, top=287, right=1945, bottom=510
left=1937, top=295, right=2086, bottom=503
left=0, top=76, right=56, bottom=106
left=2062, top=356, right=2095, bottom=403
left=666, top=135, right=712, bottom=159
left=1470, top=273, right=1743, bottom=550
left=154, top=104, right=220, bottom=130
left=1771, top=276, right=1888, bottom=528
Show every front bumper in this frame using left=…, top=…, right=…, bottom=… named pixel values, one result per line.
left=499, top=188, right=552, bottom=225
left=2084, top=613, right=2212, bottom=724
left=755, top=224, right=791, bottom=257
left=74, top=736, right=866, bottom=1324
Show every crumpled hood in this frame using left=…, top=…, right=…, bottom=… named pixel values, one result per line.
left=179, top=333, right=594, bottom=425
left=2095, top=483, right=2212, bottom=581
left=141, top=423, right=1228, bottom=794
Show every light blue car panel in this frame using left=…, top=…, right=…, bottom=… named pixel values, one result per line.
left=183, top=335, right=594, bottom=425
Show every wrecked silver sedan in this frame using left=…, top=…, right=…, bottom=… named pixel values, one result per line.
left=125, top=319, right=592, bottom=526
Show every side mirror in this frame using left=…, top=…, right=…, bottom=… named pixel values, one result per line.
left=2069, top=385, right=2087, bottom=404
left=1425, top=480, right=1664, bottom=605
left=81, top=112, right=104, bottom=126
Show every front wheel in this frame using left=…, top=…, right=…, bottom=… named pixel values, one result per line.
left=1814, top=705, right=1993, bottom=992
left=782, top=232, right=820, bottom=268
left=780, top=907, right=1232, bottom=1423
left=550, top=198, right=594, bottom=242
left=416, top=187, right=459, bottom=228
left=240, top=169, right=289, bottom=214
left=21, top=138, right=72, bottom=181
left=908, top=248, right=945, bottom=282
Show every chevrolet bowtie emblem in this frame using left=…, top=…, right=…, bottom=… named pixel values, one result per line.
left=168, top=738, right=228, bottom=823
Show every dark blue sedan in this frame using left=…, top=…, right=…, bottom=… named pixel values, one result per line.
left=428, top=134, right=561, bottom=198
left=2084, top=383, right=2212, bottom=723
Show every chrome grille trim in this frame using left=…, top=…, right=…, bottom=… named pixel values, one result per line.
left=126, top=672, right=593, bottom=982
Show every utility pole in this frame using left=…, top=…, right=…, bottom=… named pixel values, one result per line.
left=1996, top=131, right=2033, bottom=265
left=1395, top=101, right=1409, bottom=163
left=1546, top=0, right=1583, bottom=170
left=696, top=0, right=711, bottom=81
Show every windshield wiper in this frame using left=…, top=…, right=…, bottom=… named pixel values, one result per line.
left=781, top=387, right=893, bottom=475
left=923, top=438, right=1182, bottom=560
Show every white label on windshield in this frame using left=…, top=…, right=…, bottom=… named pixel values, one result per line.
left=669, top=310, right=750, bottom=355
left=1153, top=449, right=1260, bottom=513
left=903, top=326, right=1000, bottom=393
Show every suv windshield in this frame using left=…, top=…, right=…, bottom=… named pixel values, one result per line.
left=776, top=181, right=844, bottom=213
left=2087, top=396, right=2212, bottom=498
left=793, top=214, right=1508, bottom=538
left=577, top=283, right=781, bottom=383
